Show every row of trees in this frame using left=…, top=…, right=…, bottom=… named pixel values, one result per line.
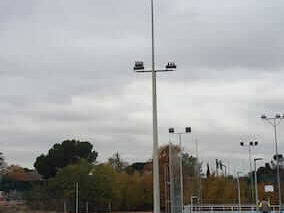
left=26, top=141, right=200, bottom=212
left=1, top=139, right=283, bottom=212
left=27, top=159, right=153, bottom=212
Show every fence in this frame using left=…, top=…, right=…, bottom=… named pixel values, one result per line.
left=184, top=204, right=283, bottom=213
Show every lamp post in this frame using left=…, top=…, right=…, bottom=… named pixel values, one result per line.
left=236, top=171, right=242, bottom=213
left=133, top=1, right=177, bottom=212
left=254, top=157, right=263, bottom=212
left=240, top=140, right=258, bottom=203
left=261, top=114, right=283, bottom=210
left=169, top=127, right=191, bottom=211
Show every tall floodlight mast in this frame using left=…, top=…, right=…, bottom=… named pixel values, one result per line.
left=169, top=127, right=192, bottom=211
left=133, top=1, right=177, bottom=212
left=261, top=114, right=283, bottom=211
left=240, top=139, right=259, bottom=203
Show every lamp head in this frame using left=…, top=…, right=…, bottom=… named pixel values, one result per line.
left=261, top=114, right=267, bottom=119
left=185, top=127, right=191, bottom=133
left=166, top=62, right=177, bottom=69
left=134, top=61, right=144, bottom=70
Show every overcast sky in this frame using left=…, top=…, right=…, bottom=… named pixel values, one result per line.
left=1, top=0, right=284, bottom=174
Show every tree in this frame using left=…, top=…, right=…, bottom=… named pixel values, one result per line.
left=206, top=163, right=211, bottom=178
left=34, top=139, right=98, bottom=179
left=108, top=152, right=128, bottom=172
left=6, top=165, right=28, bottom=181
left=0, top=152, right=7, bottom=175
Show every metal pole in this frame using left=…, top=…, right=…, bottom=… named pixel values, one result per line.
left=248, top=145, right=254, bottom=203
left=190, top=197, right=193, bottom=213
left=169, top=143, right=174, bottom=213
left=179, top=134, right=184, bottom=212
left=76, top=182, right=79, bottom=213
left=165, top=163, right=169, bottom=213
left=64, top=201, right=66, bottom=213
left=237, top=173, right=241, bottom=213
left=86, top=201, right=89, bottom=213
left=254, top=161, right=259, bottom=212
left=273, top=120, right=282, bottom=211
left=195, top=139, right=201, bottom=203
left=150, top=0, right=160, bottom=212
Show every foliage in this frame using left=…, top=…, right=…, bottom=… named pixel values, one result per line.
left=126, top=162, right=147, bottom=174
left=108, top=152, right=128, bottom=172
left=27, top=159, right=153, bottom=212
left=34, top=139, right=98, bottom=179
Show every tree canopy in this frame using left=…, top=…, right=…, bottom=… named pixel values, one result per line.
left=34, top=139, right=98, bottom=179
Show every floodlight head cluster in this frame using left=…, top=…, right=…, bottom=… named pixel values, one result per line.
left=240, top=140, right=258, bottom=147
left=261, top=113, right=284, bottom=119
left=168, top=126, right=191, bottom=134
left=133, top=61, right=177, bottom=71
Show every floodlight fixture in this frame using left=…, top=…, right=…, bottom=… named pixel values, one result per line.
left=261, top=114, right=267, bottom=119
left=185, top=127, right=191, bottom=133
left=166, top=62, right=177, bottom=69
left=134, top=61, right=144, bottom=70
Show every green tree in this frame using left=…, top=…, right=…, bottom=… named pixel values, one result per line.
left=34, top=139, right=98, bottom=179
left=108, top=152, right=128, bottom=172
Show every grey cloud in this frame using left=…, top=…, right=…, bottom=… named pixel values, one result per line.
left=1, top=0, right=284, bottom=169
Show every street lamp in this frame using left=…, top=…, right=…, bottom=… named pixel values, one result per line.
left=240, top=139, right=259, bottom=202
left=133, top=1, right=177, bottom=213
left=261, top=114, right=283, bottom=209
left=254, top=157, right=263, bottom=211
left=168, top=127, right=191, bottom=211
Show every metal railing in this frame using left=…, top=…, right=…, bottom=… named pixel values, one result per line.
left=184, top=204, right=283, bottom=213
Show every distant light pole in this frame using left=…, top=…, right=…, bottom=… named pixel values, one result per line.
left=240, top=139, right=258, bottom=202
left=169, top=127, right=192, bottom=211
left=261, top=114, right=283, bottom=209
left=75, top=182, right=79, bottom=213
left=133, top=0, right=177, bottom=212
left=254, top=157, right=263, bottom=211
left=236, top=171, right=242, bottom=213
